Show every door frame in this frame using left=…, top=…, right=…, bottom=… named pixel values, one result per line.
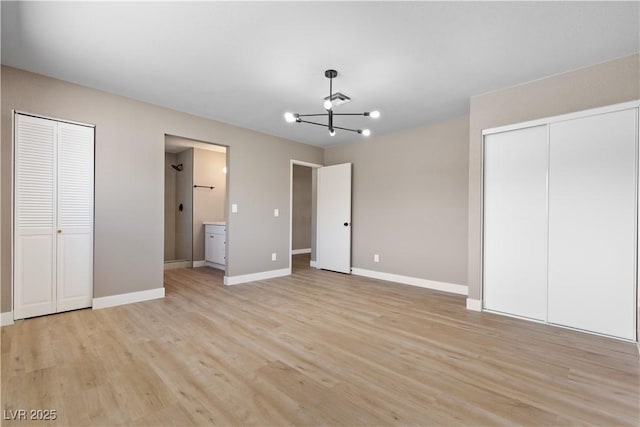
left=480, top=100, right=640, bottom=342
left=11, top=111, right=96, bottom=323
left=289, top=159, right=323, bottom=273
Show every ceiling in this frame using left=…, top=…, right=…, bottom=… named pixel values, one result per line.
left=2, top=2, right=638, bottom=148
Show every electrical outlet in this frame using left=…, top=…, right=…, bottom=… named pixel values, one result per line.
left=374, top=254, right=380, bottom=263
left=231, top=204, right=238, bottom=213
left=272, top=252, right=277, bottom=261
left=274, top=208, right=279, bottom=217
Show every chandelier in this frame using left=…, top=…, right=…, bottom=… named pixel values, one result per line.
left=284, top=69, right=380, bottom=137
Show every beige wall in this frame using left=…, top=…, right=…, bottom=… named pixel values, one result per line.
left=292, top=165, right=312, bottom=251
left=193, top=148, right=227, bottom=261
left=1, top=66, right=323, bottom=312
left=325, top=116, right=469, bottom=285
left=467, top=54, right=640, bottom=302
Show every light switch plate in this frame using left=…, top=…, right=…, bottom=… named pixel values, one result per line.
left=232, top=204, right=238, bottom=213
left=271, top=252, right=277, bottom=261
left=274, top=208, right=279, bottom=217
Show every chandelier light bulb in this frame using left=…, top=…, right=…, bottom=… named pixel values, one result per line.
left=362, top=129, right=371, bottom=137
left=329, top=129, right=336, bottom=136
left=324, top=99, right=333, bottom=110
left=369, top=110, right=381, bottom=119
left=284, top=112, right=296, bottom=123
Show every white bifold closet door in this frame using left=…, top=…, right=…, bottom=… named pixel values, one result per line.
left=483, top=125, right=548, bottom=321
left=14, top=114, right=94, bottom=320
left=548, top=109, right=637, bottom=340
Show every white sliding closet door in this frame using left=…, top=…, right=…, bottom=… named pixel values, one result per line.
left=548, top=109, right=637, bottom=340
left=483, top=125, right=548, bottom=320
left=14, top=115, right=57, bottom=319
left=14, top=114, right=94, bottom=320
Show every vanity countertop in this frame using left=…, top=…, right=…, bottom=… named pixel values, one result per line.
left=203, top=221, right=226, bottom=226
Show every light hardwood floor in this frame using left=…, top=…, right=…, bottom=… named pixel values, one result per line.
left=2, top=254, right=639, bottom=426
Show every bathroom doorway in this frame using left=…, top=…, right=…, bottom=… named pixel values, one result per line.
left=164, top=135, right=228, bottom=270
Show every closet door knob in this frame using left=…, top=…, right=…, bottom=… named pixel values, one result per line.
left=57, top=229, right=62, bottom=234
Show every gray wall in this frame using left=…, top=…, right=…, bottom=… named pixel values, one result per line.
left=325, top=116, right=469, bottom=285
left=164, top=153, right=177, bottom=260
left=175, top=148, right=193, bottom=261
left=467, top=54, right=640, bottom=303
left=292, top=165, right=312, bottom=251
left=193, top=148, right=227, bottom=261
left=1, top=66, right=323, bottom=312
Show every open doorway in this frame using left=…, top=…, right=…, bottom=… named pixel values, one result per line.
left=164, top=135, right=228, bottom=272
left=290, top=160, right=322, bottom=272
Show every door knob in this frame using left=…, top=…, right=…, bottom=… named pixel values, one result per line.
left=343, top=222, right=349, bottom=226
left=57, top=229, right=62, bottom=234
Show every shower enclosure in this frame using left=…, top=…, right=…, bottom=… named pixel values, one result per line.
left=164, top=148, right=193, bottom=265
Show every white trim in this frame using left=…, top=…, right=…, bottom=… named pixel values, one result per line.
left=310, top=260, right=318, bottom=268
left=92, top=287, right=165, bottom=310
left=192, top=260, right=207, bottom=268
left=163, top=260, right=192, bottom=270
left=351, top=268, right=468, bottom=296
left=1, top=312, right=14, bottom=326
left=466, top=298, right=482, bottom=311
left=205, top=261, right=225, bottom=271
left=291, top=248, right=311, bottom=255
left=14, top=110, right=95, bottom=128
left=224, top=268, right=290, bottom=286
left=483, top=100, right=640, bottom=136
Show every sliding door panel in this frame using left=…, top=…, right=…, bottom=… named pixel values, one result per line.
left=548, top=109, right=637, bottom=340
left=483, top=125, right=548, bottom=321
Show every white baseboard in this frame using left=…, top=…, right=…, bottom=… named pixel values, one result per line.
left=192, top=260, right=207, bottom=268
left=310, top=260, right=318, bottom=268
left=466, top=298, right=482, bottom=311
left=1, top=312, right=14, bottom=326
left=206, top=261, right=225, bottom=271
left=164, top=260, right=192, bottom=270
left=224, top=268, right=290, bottom=286
left=351, top=268, right=468, bottom=296
left=291, top=248, right=312, bottom=255
left=93, top=287, right=165, bottom=310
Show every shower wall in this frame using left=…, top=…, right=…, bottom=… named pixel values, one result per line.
left=164, top=153, right=177, bottom=260
left=164, top=148, right=193, bottom=261
left=193, top=148, right=227, bottom=262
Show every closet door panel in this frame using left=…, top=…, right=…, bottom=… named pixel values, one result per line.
left=483, top=125, right=548, bottom=321
left=56, top=122, right=94, bottom=311
left=14, top=115, right=57, bottom=320
left=548, top=109, right=637, bottom=340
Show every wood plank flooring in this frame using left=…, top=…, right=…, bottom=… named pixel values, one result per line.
left=2, top=254, right=639, bottom=426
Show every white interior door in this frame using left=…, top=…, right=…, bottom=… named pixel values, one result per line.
left=316, top=163, right=352, bottom=274
left=56, top=122, right=94, bottom=312
left=548, top=109, right=637, bottom=340
left=483, top=125, right=549, bottom=321
left=14, top=114, right=57, bottom=320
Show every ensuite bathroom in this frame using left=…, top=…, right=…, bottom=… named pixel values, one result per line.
left=164, top=135, right=227, bottom=271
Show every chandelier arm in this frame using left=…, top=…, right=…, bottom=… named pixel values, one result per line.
left=332, top=113, right=369, bottom=116
left=296, top=113, right=329, bottom=117
left=331, top=125, right=361, bottom=134
left=297, top=119, right=330, bottom=128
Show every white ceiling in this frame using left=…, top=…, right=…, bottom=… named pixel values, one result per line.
left=2, top=2, right=638, bottom=147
